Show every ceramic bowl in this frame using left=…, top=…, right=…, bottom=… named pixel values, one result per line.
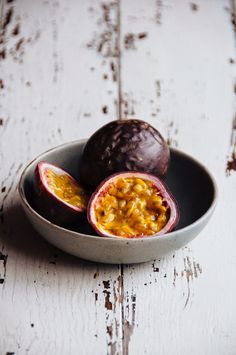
left=19, top=139, right=217, bottom=264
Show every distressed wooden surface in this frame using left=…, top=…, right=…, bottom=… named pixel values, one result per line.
left=1, top=0, right=236, bottom=354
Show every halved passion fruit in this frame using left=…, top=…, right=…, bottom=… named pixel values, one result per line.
left=34, top=161, right=89, bottom=226
left=88, top=172, right=179, bottom=238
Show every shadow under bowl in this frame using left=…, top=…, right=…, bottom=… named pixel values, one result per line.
left=19, top=139, right=217, bottom=264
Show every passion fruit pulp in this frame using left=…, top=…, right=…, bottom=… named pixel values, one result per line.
left=80, top=119, right=170, bottom=189
left=34, top=161, right=89, bottom=226
left=88, top=172, right=179, bottom=238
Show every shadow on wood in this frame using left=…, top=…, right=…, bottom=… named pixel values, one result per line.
left=0, top=202, right=103, bottom=271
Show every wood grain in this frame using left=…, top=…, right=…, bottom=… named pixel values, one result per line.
left=120, top=0, right=236, bottom=354
left=0, top=0, right=121, bottom=354
left=1, top=0, right=236, bottom=354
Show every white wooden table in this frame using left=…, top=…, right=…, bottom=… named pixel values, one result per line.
left=1, top=1, right=236, bottom=354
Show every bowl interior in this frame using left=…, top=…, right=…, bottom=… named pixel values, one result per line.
left=165, top=151, right=215, bottom=230
left=22, top=140, right=215, bottom=234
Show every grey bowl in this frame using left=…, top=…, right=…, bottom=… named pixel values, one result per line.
left=19, top=139, right=217, bottom=264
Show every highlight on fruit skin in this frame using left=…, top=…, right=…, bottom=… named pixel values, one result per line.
left=33, top=161, right=89, bottom=226
left=87, top=172, right=179, bottom=239
left=80, top=119, right=170, bottom=189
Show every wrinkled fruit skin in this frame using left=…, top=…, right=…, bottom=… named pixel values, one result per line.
left=80, top=119, right=170, bottom=189
left=33, top=164, right=86, bottom=227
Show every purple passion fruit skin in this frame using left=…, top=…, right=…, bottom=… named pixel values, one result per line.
left=87, top=172, right=179, bottom=239
left=33, top=161, right=89, bottom=226
left=80, top=119, right=170, bottom=189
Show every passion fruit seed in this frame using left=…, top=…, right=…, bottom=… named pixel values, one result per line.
left=94, top=177, right=169, bottom=237
left=34, top=161, right=89, bottom=226
left=46, top=169, right=88, bottom=209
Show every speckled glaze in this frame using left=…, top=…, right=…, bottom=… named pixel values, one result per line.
left=19, top=139, right=217, bottom=264
left=80, top=119, right=170, bottom=189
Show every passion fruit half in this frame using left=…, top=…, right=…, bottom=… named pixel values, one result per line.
left=80, top=119, right=170, bottom=189
left=88, top=172, right=179, bottom=238
left=34, top=161, right=89, bottom=226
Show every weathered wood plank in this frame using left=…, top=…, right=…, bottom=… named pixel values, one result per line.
left=0, top=1, right=122, bottom=354
left=120, top=0, right=236, bottom=354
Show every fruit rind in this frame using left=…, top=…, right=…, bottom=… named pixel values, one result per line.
left=80, top=119, right=170, bottom=189
left=33, top=161, right=88, bottom=226
left=37, top=161, right=87, bottom=212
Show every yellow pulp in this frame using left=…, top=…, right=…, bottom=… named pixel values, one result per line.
left=95, top=177, right=169, bottom=238
left=46, top=169, right=88, bottom=209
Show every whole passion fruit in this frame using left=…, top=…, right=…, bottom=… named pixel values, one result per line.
left=88, top=172, right=179, bottom=238
left=34, top=161, right=89, bottom=226
left=80, top=119, right=170, bottom=189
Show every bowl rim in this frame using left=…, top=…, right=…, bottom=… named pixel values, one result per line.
left=19, top=139, right=218, bottom=243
